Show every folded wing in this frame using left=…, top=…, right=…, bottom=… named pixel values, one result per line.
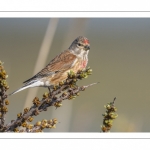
left=23, top=50, right=77, bottom=84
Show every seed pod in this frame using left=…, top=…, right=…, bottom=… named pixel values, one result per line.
left=41, top=124, right=46, bottom=129
left=17, top=113, right=22, bottom=118
left=52, top=125, right=56, bottom=129
left=59, top=81, right=64, bottom=86
left=43, top=92, right=49, bottom=98
left=54, top=102, right=62, bottom=107
left=46, top=124, right=52, bottom=128
left=36, top=121, right=41, bottom=126
left=21, top=122, right=27, bottom=127
left=28, top=117, right=34, bottom=122
left=13, top=128, right=19, bottom=132
left=106, top=104, right=111, bottom=110
left=2, top=106, right=8, bottom=112
left=101, top=125, right=107, bottom=132
left=62, top=92, right=67, bottom=97
left=48, top=120, right=53, bottom=124
left=24, top=107, right=30, bottom=113
left=42, top=119, right=47, bottom=124
left=76, top=92, right=80, bottom=96
left=52, top=118, right=58, bottom=124
left=5, top=85, right=9, bottom=90
left=5, top=99, right=9, bottom=105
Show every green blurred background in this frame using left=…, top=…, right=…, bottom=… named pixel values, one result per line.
left=1, top=18, right=150, bottom=132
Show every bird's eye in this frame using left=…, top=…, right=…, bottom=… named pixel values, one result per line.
left=78, top=43, right=81, bottom=46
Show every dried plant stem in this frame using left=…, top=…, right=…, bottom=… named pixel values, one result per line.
left=0, top=61, right=9, bottom=131
left=101, top=97, right=118, bottom=132
left=5, top=82, right=98, bottom=132
left=0, top=87, right=6, bottom=127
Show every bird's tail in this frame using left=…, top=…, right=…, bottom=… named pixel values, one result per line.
left=9, top=84, right=32, bottom=96
left=9, top=79, right=42, bottom=96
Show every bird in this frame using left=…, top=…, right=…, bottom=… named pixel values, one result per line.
left=10, top=36, right=90, bottom=95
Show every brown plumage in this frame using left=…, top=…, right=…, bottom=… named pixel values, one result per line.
left=10, top=36, right=90, bottom=95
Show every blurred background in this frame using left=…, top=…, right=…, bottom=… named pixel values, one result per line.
left=1, top=18, right=150, bottom=132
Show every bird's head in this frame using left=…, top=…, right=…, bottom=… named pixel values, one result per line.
left=69, top=36, right=90, bottom=57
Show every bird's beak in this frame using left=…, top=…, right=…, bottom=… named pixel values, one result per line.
left=85, top=45, right=90, bottom=51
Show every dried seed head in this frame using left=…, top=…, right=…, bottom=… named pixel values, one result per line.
left=76, top=92, right=80, bottom=96
left=41, top=119, right=48, bottom=128
left=27, top=124, right=33, bottom=129
left=48, top=120, right=53, bottom=124
left=5, top=99, right=9, bottom=105
left=41, top=124, right=46, bottom=129
left=28, top=117, right=34, bottom=122
left=104, top=119, right=113, bottom=127
left=101, top=125, right=107, bottom=132
left=52, top=118, right=58, bottom=124
left=109, top=113, right=118, bottom=119
left=86, top=68, right=92, bottom=75
left=35, top=121, right=41, bottom=126
left=52, top=125, right=56, bottom=129
left=5, top=85, right=9, bottom=90
left=43, top=92, right=49, bottom=98
left=41, top=119, right=47, bottom=124
left=73, top=79, right=77, bottom=82
left=54, top=102, right=62, bottom=108
left=53, top=85, right=58, bottom=91
left=33, top=97, right=40, bottom=106
left=59, top=81, right=64, bottom=86
left=2, top=106, right=8, bottom=112
left=106, top=104, right=111, bottom=110
left=24, top=107, right=30, bottom=113
left=21, top=122, right=27, bottom=127
left=33, top=97, right=39, bottom=101
left=113, top=107, right=117, bottom=112
left=46, top=124, right=52, bottom=128
left=17, top=113, right=22, bottom=118
left=62, top=92, right=67, bottom=97
left=102, top=112, right=108, bottom=117
left=68, top=95, right=73, bottom=100
left=13, top=128, right=19, bottom=132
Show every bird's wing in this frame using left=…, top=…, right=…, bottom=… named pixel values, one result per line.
left=23, top=50, right=77, bottom=84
